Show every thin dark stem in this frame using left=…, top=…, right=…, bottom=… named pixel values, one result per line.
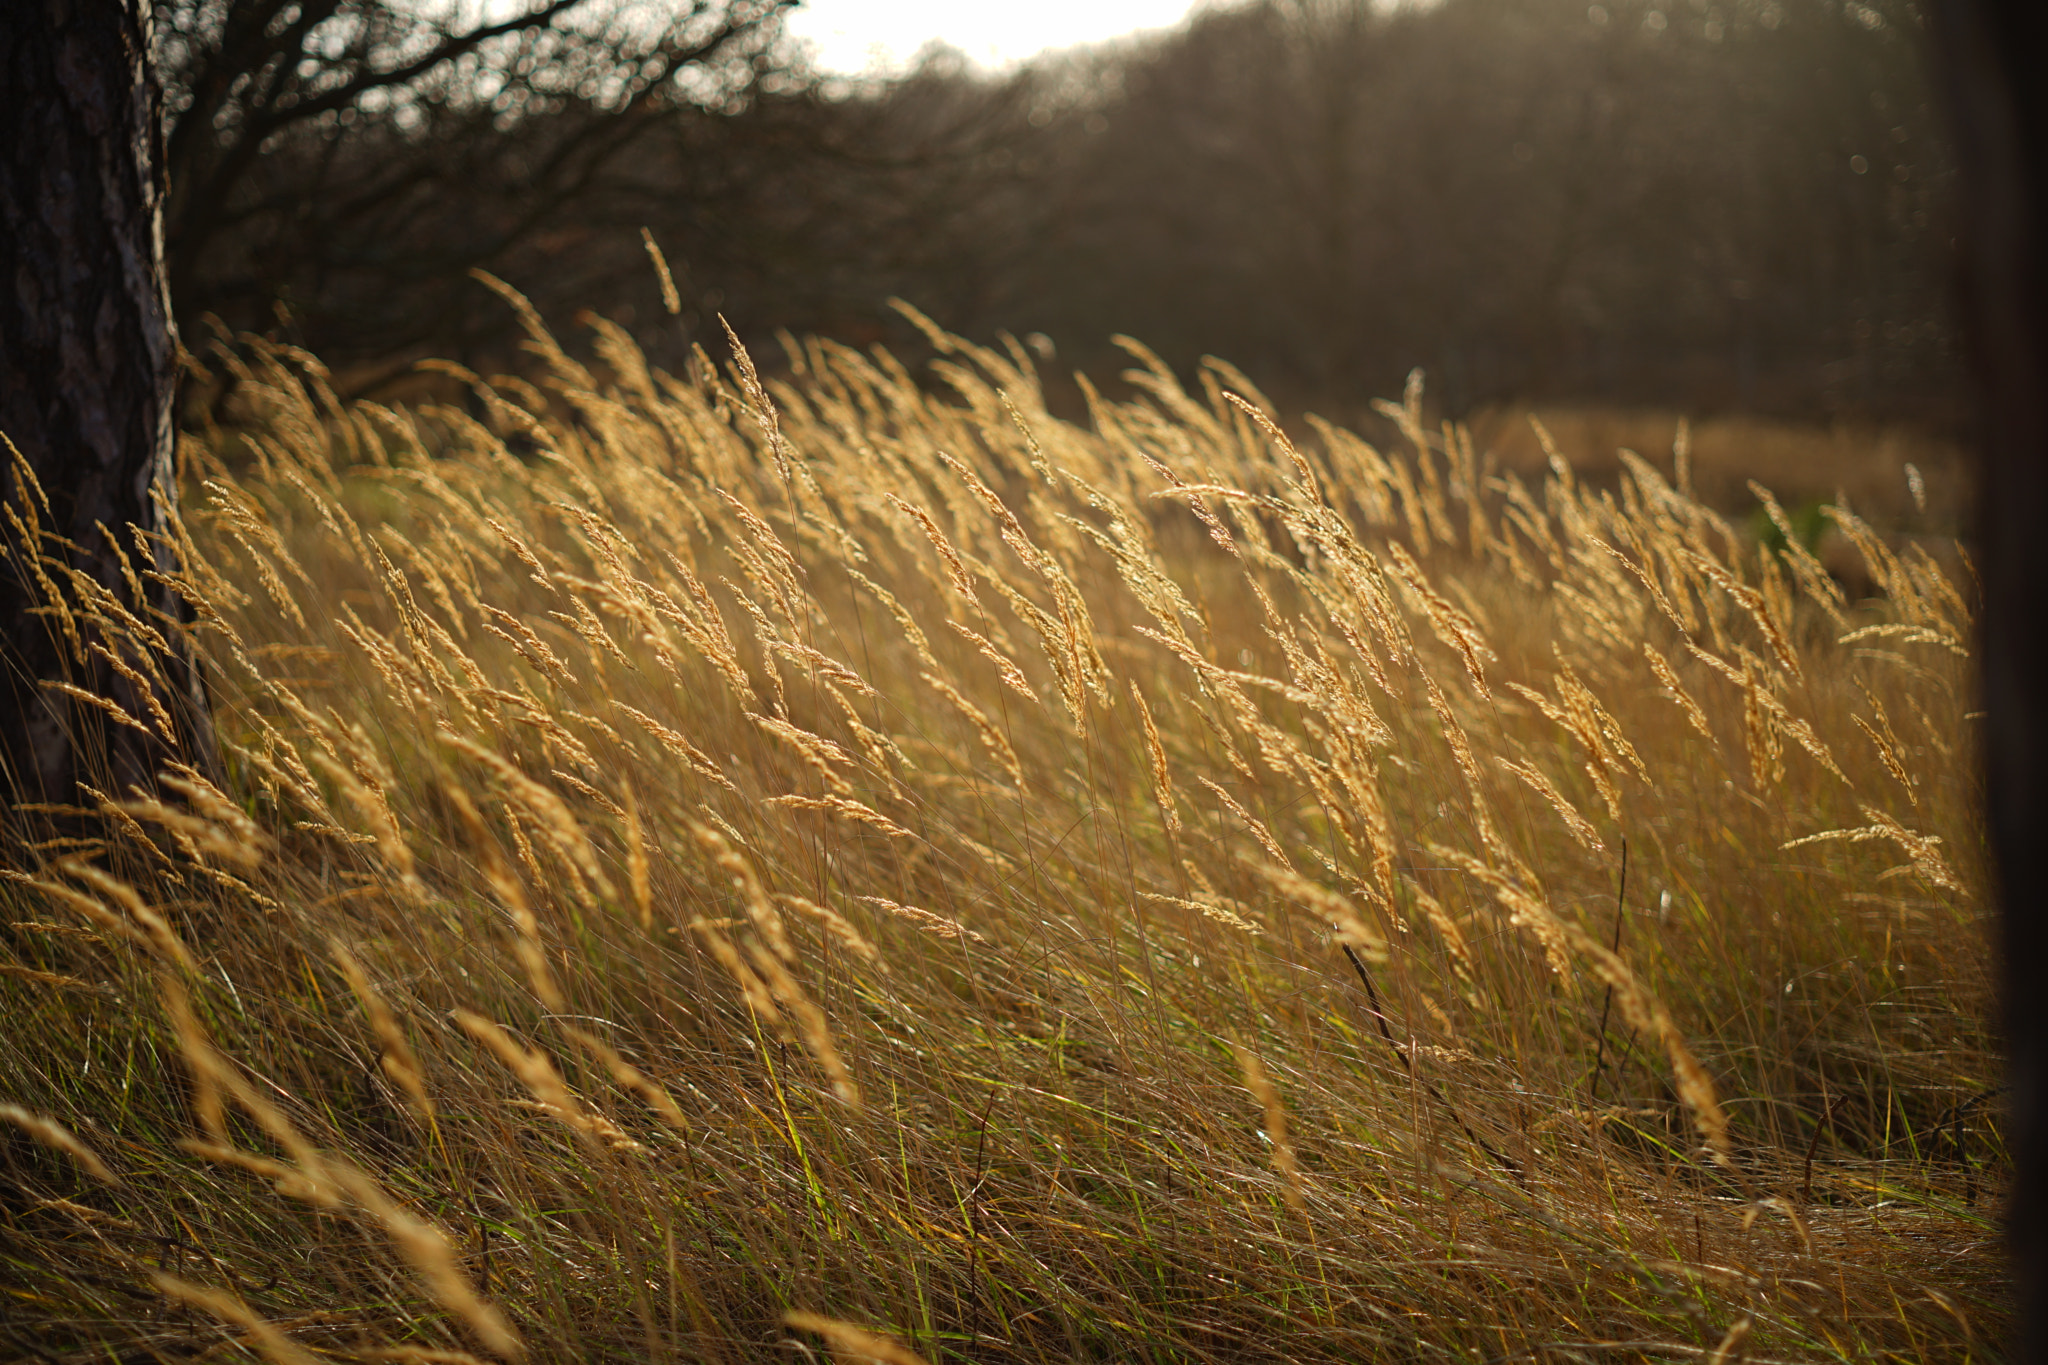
left=1341, top=943, right=1524, bottom=1187
left=961, top=1085, right=999, bottom=1332
left=1591, top=838, right=1628, bottom=1101
left=1802, top=1092, right=1844, bottom=1205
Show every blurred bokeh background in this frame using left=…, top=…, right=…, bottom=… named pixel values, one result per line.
left=161, top=0, right=1962, bottom=512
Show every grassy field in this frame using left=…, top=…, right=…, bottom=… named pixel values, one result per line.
left=1465, top=406, right=1972, bottom=542
left=0, top=292, right=2002, bottom=1363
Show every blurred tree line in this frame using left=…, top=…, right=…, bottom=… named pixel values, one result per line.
left=161, top=0, right=1957, bottom=423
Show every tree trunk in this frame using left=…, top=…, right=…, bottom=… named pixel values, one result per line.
left=1932, top=2, right=2048, bottom=1359
left=0, top=0, right=217, bottom=820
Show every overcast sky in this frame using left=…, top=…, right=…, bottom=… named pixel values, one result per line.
left=783, top=0, right=1207, bottom=74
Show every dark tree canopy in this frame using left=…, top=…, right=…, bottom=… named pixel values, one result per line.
left=163, top=0, right=1963, bottom=429
left=152, top=0, right=793, bottom=352
left=984, top=0, right=1954, bottom=417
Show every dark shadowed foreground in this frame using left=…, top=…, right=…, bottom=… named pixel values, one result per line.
left=1933, top=0, right=2048, bottom=1358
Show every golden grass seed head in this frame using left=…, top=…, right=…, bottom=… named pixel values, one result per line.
left=0, top=1104, right=120, bottom=1186
left=148, top=1274, right=326, bottom=1365
left=784, top=1311, right=931, bottom=1365
left=1230, top=1041, right=1306, bottom=1213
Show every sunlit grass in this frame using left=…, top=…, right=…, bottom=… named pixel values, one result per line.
left=0, top=293, right=2000, bottom=1363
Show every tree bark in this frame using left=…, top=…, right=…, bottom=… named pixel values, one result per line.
left=0, top=0, right=217, bottom=819
left=1931, top=2, right=2048, bottom=1358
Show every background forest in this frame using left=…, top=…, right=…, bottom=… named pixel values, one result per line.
left=161, top=0, right=1957, bottom=429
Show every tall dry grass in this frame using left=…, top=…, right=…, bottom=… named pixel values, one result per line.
left=0, top=291, right=1999, bottom=1363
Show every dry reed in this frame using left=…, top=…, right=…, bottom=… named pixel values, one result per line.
left=0, top=293, right=1997, bottom=1363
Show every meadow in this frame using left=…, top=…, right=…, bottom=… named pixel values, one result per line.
left=0, top=287, right=2001, bottom=1363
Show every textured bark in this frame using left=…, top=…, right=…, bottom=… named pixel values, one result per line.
left=1931, top=1, right=2048, bottom=1358
left=0, top=0, right=217, bottom=816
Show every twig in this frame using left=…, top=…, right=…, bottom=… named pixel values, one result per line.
left=965, top=1087, right=998, bottom=1205
left=1341, top=943, right=1524, bottom=1187
left=1591, top=839, right=1628, bottom=1101
left=1801, top=1092, right=1845, bottom=1205
left=962, top=1086, right=999, bottom=1331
